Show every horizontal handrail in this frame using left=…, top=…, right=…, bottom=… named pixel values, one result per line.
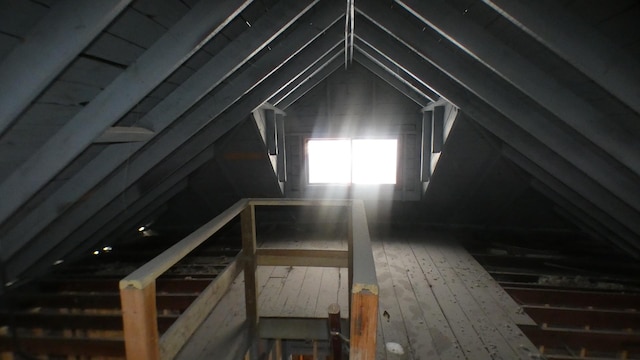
left=350, top=200, right=378, bottom=296
left=119, top=199, right=249, bottom=290
left=247, top=198, right=351, bottom=207
left=256, top=248, right=349, bottom=267
left=119, top=198, right=378, bottom=359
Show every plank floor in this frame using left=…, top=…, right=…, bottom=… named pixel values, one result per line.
left=176, top=230, right=541, bottom=359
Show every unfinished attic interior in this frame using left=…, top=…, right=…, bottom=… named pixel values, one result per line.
left=1, top=0, right=640, bottom=358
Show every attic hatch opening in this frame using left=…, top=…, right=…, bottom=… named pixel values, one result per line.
left=307, top=138, right=397, bottom=184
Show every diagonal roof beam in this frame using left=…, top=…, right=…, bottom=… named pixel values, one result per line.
left=18, top=152, right=201, bottom=282
left=357, top=6, right=640, bottom=216
left=276, top=54, right=344, bottom=110
left=0, top=0, right=132, bottom=136
left=269, top=47, right=343, bottom=107
left=0, top=0, right=252, bottom=228
left=505, top=147, right=640, bottom=257
left=356, top=22, right=640, bottom=253
left=6, top=19, right=345, bottom=280
left=542, top=186, right=638, bottom=259
left=395, top=0, right=640, bottom=179
left=0, top=0, right=323, bottom=261
left=353, top=46, right=435, bottom=106
left=26, top=175, right=191, bottom=281
left=483, top=0, right=640, bottom=118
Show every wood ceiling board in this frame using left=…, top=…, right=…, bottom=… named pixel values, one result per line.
left=59, top=56, right=123, bottom=89
left=0, top=0, right=133, bottom=137
left=398, top=0, right=640, bottom=182
left=0, top=0, right=49, bottom=36
left=5, top=17, right=345, bottom=280
left=0, top=0, right=329, bottom=271
left=0, top=0, right=253, bottom=232
left=106, top=7, right=168, bottom=49
left=0, top=34, right=19, bottom=61
left=362, top=9, right=640, bottom=220
left=358, top=18, right=640, bottom=252
left=131, top=0, right=191, bottom=29
left=84, top=32, right=145, bottom=67
left=38, top=80, right=102, bottom=106
left=563, top=0, right=637, bottom=26
left=165, top=66, right=197, bottom=86
left=483, top=0, right=640, bottom=119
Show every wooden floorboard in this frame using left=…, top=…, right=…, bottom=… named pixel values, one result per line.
left=294, top=267, right=323, bottom=316
left=411, top=238, right=494, bottom=360
left=382, top=238, right=441, bottom=359
left=177, top=231, right=540, bottom=359
left=314, top=267, right=347, bottom=318
left=433, top=235, right=536, bottom=326
left=372, top=239, right=412, bottom=359
left=435, top=239, right=540, bottom=357
left=402, top=238, right=466, bottom=359
left=273, top=266, right=306, bottom=317
left=433, top=242, right=522, bottom=359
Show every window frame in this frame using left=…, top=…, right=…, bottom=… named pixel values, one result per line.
left=305, top=137, right=399, bottom=186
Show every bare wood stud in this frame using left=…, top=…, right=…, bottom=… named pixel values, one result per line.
left=120, top=282, right=159, bottom=360
left=328, top=303, right=342, bottom=360
left=241, top=204, right=259, bottom=358
left=350, top=289, right=378, bottom=360
left=275, top=339, right=282, bottom=360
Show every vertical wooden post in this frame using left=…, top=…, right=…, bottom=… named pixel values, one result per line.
left=350, top=201, right=379, bottom=360
left=275, top=339, right=282, bottom=360
left=421, top=110, right=433, bottom=181
left=241, top=204, right=259, bottom=358
left=312, top=340, right=318, bottom=360
left=275, top=113, right=286, bottom=182
left=328, top=303, right=342, bottom=360
left=120, top=282, right=159, bottom=360
left=347, top=204, right=354, bottom=314
left=350, top=289, right=378, bottom=360
left=432, top=105, right=445, bottom=153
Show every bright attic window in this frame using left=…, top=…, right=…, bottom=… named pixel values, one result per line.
left=307, top=138, right=398, bottom=184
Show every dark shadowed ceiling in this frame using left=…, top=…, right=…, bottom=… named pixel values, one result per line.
left=1, top=0, right=640, bottom=285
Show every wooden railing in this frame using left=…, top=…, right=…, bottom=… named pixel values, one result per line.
left=119, top=198, right=378, bottom=359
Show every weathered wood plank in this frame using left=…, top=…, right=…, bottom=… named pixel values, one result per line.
left=249, top=199, right=351, bottom=207
left=435, top=238, right=541, bottom=358
left=433, top=235, right=535, bottom=326
left=256, top=249, right=348, bottom=268
left=242, top=205, right=259, bottom=335
left=259, top=269, right=288, bottom=316
left=412, top=240, right=493, bottom=359
left=403, top=239, right=465, bottom=359
left=271, top=266, right=306, bottom=317
left=314, top=268, right=341, bottom=318
left=293, top=267, right=323, bottom=317
left=381, top=238, right=440, bottom=359
left=259, top=317, right=348, bottom=340
left=371, top=239, right=411, bottom=359
left=433, top=246, right=523, bottom=359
